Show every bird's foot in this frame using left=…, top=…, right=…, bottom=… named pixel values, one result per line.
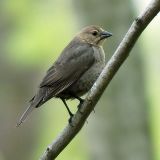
left=79, top=98, right=84, bottom=104
left=68, top=113, right=74, bottom=127
left=77, top=98, right=84, bottom=114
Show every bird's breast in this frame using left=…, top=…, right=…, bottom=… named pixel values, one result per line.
left=69, top=46, right=105, bottom=96
left=93, top=46, right=105, bottom=63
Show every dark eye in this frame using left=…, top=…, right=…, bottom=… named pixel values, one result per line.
left=92, top=30, right=98, bottom=36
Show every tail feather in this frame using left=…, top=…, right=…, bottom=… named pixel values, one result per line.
left=17, top=88, right=49, bottom=127
left=17, top=95, right=44, bottom=127
left=16, top=105, right=35, bottom=127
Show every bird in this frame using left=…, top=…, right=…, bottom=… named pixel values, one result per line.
left=17, top=25, right=112, bottom=126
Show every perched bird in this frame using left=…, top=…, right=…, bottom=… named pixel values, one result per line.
left=17, top=25, right=112, bottom=126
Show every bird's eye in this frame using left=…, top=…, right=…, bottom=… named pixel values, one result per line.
left=92, top=30, right=98, bottom=36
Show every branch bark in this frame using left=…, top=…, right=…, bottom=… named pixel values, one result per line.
left=40, top=0, right=160, bottom=159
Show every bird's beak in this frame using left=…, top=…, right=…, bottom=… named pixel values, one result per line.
left=100, top=31, right=112, bottom=39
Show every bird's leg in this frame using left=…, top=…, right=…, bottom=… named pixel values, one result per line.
left=76, top=96, right=84, bottom=105
left=77, top=97, right=84, bottom=113
left=61, top=98, right=74, bottom=125
left=70, top=93, right=84, bottom=105
left=73, top=94, right=94, bottom=114
left=69, top=93, right=84, bottom=113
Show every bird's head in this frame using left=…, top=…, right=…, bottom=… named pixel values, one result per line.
left=77, top=25, right=112, bottom=46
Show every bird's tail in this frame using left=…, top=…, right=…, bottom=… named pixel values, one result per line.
left=16, top=104, right=35, bottom=127
left=17, top=88, right=48, bottom=127
left=16, top=94, right=44, bottom=127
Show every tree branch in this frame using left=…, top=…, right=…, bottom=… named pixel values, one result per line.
left=40, top=0, right=160, bottom=159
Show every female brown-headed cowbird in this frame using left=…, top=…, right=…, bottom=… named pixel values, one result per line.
left=17, top=25, right=112, bottom=126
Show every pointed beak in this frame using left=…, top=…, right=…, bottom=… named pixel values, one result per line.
left=100, top=31, right=112, bottom=39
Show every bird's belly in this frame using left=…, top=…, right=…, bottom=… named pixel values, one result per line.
left=69, top=62, right=105, bottom=96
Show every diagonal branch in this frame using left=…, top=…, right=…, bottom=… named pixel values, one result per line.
left=40, top=0, right=160, bottom=159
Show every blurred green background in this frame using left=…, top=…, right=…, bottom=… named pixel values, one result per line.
left=0, top=0, right=160, bottom=160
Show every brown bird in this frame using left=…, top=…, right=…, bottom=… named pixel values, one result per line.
left=17, top=25, right=112, bottom=126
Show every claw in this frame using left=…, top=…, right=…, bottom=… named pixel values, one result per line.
left=68, top=114, right=74, bottom=127
left=77, top=98, right=84, bottom=114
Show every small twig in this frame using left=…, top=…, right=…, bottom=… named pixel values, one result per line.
left=40, top=0, right=160, bottom=159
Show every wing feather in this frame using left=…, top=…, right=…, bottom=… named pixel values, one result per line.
left=39, top=39, right=95, bottom=98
